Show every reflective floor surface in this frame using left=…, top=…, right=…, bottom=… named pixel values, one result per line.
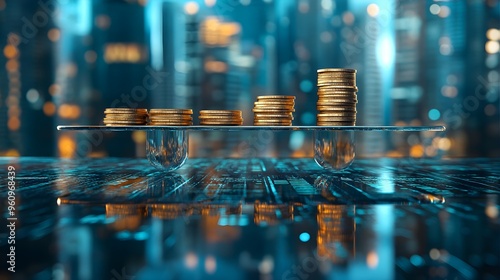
left=0, top=157, right=499, bottom=279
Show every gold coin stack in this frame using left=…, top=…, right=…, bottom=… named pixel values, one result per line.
left=253, top=95, right=295, bottom=126
left=316, top=68, right=358, bottom=126
left=103, top=108, right=148, bottom=126
left=148, top=109, right=193, bottom=126
left=199, top=110, right=243, bottom=126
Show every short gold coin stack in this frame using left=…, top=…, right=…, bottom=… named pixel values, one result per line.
left=148, top=109, right=193, bottom=126
left=199, top=110, right=243, bottom=126
left=103, top=108, right=148, bottom=126
left=316, top=68, right=358, bottom=126
left=253, top=95, right=295, bottom=126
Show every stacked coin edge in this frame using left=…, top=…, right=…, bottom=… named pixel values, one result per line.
left=199, top=110, right=243, bottom=126
left=148, top=109, right=193, bottom=126
left=316, top=68, right=358, bottom=126
left=253, top=95, right=296, bottom=126
left=103, top=108, right=148, bottom=126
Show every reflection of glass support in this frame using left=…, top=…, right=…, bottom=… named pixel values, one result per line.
left=57, top=125, right=445, bottom=172
left=316, top=205, right=356, bottom=264
left=254, top=203, right=294, bottom=226
left=146, top=130, right=188, bottom=171
left=314, top=131, right=355, bottom=170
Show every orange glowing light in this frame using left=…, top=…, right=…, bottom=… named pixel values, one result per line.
left=6, top=60, right=19, bottom=72
left=4, top=149, right=20, bottom=157
left=48, top=28, right=61, bottom=42
left=3, top=45, right=18, bottom=59
left=184, top=2, right=199, bottom=15
left=58, top=135, right=76, bottom=158
left=367, top=251, right=379, bottom=268
left=43, top=102, right=56, bottom=116
left=367, top=4, right=379, bottom=17
left=7, top=117, right=20, bottom=131
left=410, top=144, right=424, bottom=158
left=49, top=84, right=60, bottom=96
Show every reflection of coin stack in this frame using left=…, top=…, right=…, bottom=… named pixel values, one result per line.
left=106, top=204, right=147, bottom=217
left=202, top=205, right=242, bottom=216
left=151, top=204, right=192, bottom=219
left=317, top=205, right=355, bottom=263
left=105, top=204, right=147, bottom=231
left=254, top=203, right=294, bottom=225
left=199, top=110, right=243, bottom=126
left=148, top=109, right=193, bottom=126
left=316, top=69, right=358, bottom=126
left=253, top=96, right=295, bottom=126
left=103, top=108, right=148, bottom=126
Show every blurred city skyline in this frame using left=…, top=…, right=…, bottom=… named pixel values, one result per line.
left=0, top=0, right=499, bottom=158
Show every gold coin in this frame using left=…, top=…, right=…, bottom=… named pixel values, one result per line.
left=199, top=110, right=242, bottom=115
left=149, top=121, right=193, bottom=125
left=150, top=117, right=193, bottom=122
left=317, top=90, right=358, bottom=94
left=105, top=108, right=148, bottom=114
left=256, top=95, right=295, bottom=100
left=317, top=117, right=356, bottom=122
left=316, top=107, right=356, bottom=112
left=317, top=82, right=356, bottom=87
left=317, top=100, right=357, bottom=105
left=200, top=122, right=242, bottom=126
left=254, top=119, right=293, bottom=123
left=104, top=115, right=147, bottom=120
left=148, top=123, right=192, bottom=126
left=317, top=122, right=356, bottom=126
left=254, top=114, right=294, bottom=119
left=254, top=106, right=295, bottom=111
left=254, top=122, right=292, bottom=126
left=318, top=86, right=358, bottom=91
left=317, top=68, right=356, bottom=73
left=149, top=109, right=193, bottom=114
left=103, top=121, right=146, bottom=125
left=254, top=101, right=295, bottom=106
left=252, top=109, right=296, bottom=113
left=317, top=92, right=357, bottom=97
left=317, top=74, right=356, bottom=80
left=317, top=113, right=357, bottom=117
left=149, top=118, right=193, bottom=122
left=253, top=106, right=295, bottom=110
left=198, top=117, right=243, bottom=122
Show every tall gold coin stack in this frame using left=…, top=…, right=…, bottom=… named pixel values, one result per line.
left=103, top=108, right=148, bottom=126
left=148, top=109, right=193, bottom=126
left=316, top=68, right=358, bottom=126
left=199, top=110, right=243, bottom=126
left=253, top=95, right=295, bottom=126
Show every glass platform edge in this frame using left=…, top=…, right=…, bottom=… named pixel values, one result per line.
left=57, top=125, right=445, bottom=132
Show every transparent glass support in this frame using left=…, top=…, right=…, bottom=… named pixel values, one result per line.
left=146, top=130, right=188, bottom=171
left=314, top=131, right=355, bottom=171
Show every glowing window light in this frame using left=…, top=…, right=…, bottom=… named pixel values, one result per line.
left=367, top=4, right=379, bottom=17
left=486, top=29, right=500, bottom=41
left=205, top=0, right=216, bottom=7
left=299, top=232, right=310, bottom=242
left=486, top=41, right=500, bottom=54
left=376, top=35, right=395, bottom=67
left=104, top=44, right=146, bottom=63
left=47, top=28, right=60, bottom=42
left=7, top=117, right=20, bottom=131
left=3, top=45, right=18, bottom=59
left=184, top=2, right=199, bottom=15
left=438, top=6, right=450, bottom=18
left=429, top=4, right=440, bottom=15
left=43, top=102, right=56, bottom=116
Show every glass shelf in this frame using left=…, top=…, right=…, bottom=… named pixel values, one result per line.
left=57, top=125, right=446, bottom=172
left=57, top=125, right=445, bottom=132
